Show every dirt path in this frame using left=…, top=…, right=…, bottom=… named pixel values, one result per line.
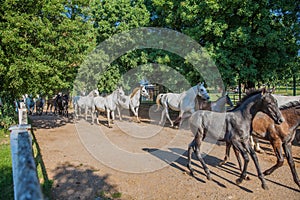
left=31, top=113, right=300, bottom=200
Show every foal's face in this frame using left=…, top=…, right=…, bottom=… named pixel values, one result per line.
left=261, top=93, right=284, bottom=125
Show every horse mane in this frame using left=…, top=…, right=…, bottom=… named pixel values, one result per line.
left=130, top=87, right=140, bottom=98
left=279, top=101, right=300, bottom=110
left=229, top=89, right=263, bottom=111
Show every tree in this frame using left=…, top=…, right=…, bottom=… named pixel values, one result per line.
left=89, top=0, right=150, bottom=93
left=150, top=0, right=299, bottom=93
left=0, top=0, right=96, bottom=101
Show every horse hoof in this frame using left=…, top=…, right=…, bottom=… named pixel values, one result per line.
left=236, top=178, right=243, bottom=185
left=218, top=161, right=226, bottom=166
left=263, top=170, right=271, bottom=176
left=207, top=175, right=212, bottom=181
left=189, top=171, right=195, bottom=177
left=262, top=184, right=269, bottom=190
left=245, top=175, right=250, bottom=181
left=255, top=149, right=265, bottom=154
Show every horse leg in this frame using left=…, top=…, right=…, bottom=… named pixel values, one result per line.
left=232, top=141, right=250, bottom=185
left=251, top=136, right=264, bottom=153
left=164, top=107, right=173, bottom=127
left=187, top=128, right=211, bottom=180
left=187, top=140, right=196, bottom=176
left=220, top=142, right=243, bottom=172
left=135, top=107, right=140, bottom=123
left=91, top=108, right=94, bottom=125
left=107, top=110, right=112, bottom=128
left=159, top=108, right=166, bottom=125
left=282, top=142, right=300, bottom=188
left=85, top=107, right=88, bottom=121
left=95, top=111, right=99, bottom=125
left=245, top=141, right=268, bottom=190
left=117, top=106, right=122, bottom=121
left=219, top=142, right=231, bottom=166
left=263, top=140, right=284, bottom=176
left=111, top=110, right=115, bottom=124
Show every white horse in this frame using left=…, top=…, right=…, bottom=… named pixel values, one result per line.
left=116, top=86, right=150, bottom=123
left=73, top=89, right=99, bottom=124
left=155, top=83, right=210, bottom=127
left=251, top=94, right=300, bottom=152
left=94, top=87, right=125, bottom=128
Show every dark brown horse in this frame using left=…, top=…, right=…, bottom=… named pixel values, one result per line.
left=45, top=95, right=58, bottom=115
left=187, top=89, right=283, bottom=189
left=220, top=100, right=300, bottom=188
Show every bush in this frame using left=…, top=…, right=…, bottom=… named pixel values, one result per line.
left=0, top=103, right=17, bottom=130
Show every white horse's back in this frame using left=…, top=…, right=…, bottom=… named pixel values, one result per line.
left=273, top=94, right=300, bottom=107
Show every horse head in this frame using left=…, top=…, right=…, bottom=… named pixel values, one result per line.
left=140, top=86, right=150, bottom=98
left=116, top=86, right=125, bottom=97
left=260, top=88, right=284, bottom=125
left=197, top=83, right=210, bottom=100
left=88, top=89, right=99, bottom=97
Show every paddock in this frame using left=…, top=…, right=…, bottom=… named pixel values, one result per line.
left=29, top=105, right=300, bottom=200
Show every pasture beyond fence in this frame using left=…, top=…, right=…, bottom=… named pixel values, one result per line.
left=9, top=103, right=43, bottom=200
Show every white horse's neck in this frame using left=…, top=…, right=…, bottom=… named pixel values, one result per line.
left=131, top=89, right=141, bottom=100
left=186, top=85, right=198, bottom=98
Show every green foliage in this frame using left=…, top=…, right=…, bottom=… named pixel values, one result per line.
left=0, top=103, right=17, bottom=130
left=149, top=0, right=299, bottom=88
left=0, top=0, right=96, bottom=98
left=1, top=0, right=299, bottom=99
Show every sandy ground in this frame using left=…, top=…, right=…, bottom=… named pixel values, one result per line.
left=30, top=109, right=300, bottom=200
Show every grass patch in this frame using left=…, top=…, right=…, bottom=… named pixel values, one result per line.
left=0, top=128, right=53, bottom=200
left=0, top=129, right=14, bottom=200
left=97, top=190, right=122, bottom=199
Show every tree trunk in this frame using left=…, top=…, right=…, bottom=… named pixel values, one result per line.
left=293, top=74, right=296, bottom=96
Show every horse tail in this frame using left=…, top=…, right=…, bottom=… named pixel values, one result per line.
left=154, top=94, right=163, bottom=112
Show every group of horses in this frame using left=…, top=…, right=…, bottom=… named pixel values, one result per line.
left=18, top=93, right=69, bottom=117
left=74, top=84, right=300, bottom=189
left=186, top=89, right=300, bottom=189
left=18, top=82, right=300, bottom=190
left=73, top=85, right=150, bottom=127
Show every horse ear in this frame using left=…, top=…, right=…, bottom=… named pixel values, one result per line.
left=268, top=87, right=275, bottom=93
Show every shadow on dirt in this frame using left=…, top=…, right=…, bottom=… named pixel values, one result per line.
left=29, top=114, right=74, bottom=129
left=143, top=147, right=300, bottom=193
left=51, top=163, right=120, bottom=200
